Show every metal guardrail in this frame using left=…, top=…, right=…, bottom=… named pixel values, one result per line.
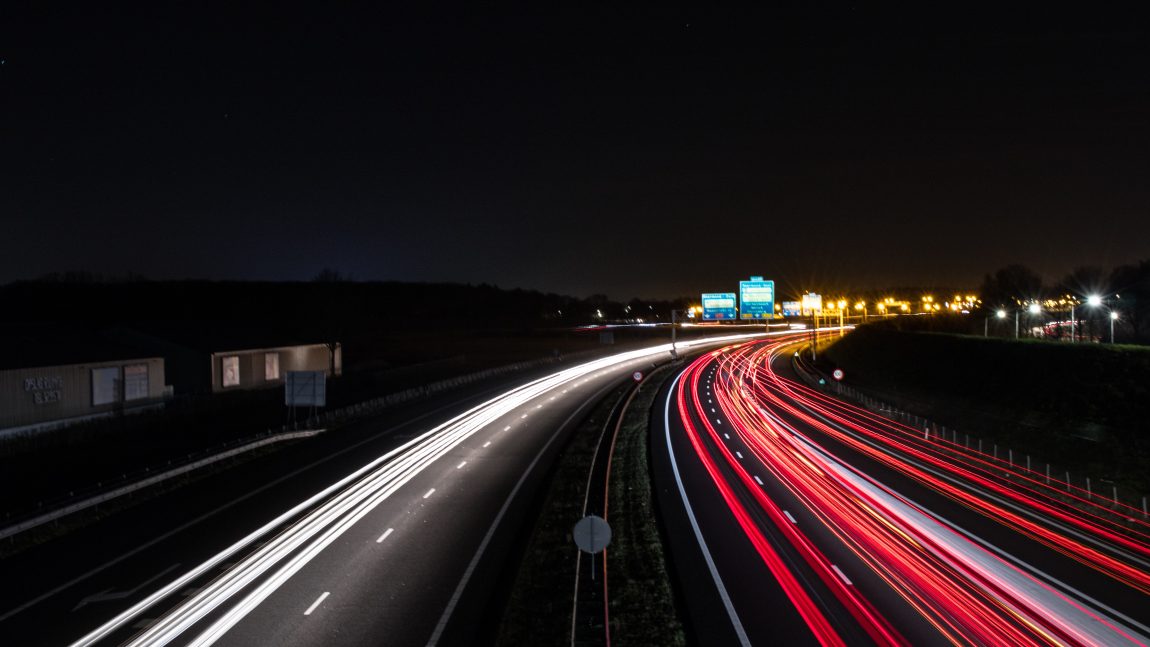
left=0, top=430, right=322, bottom=540
left=0, top=349, right=601, bottom=541
left=790, top=346, right=1149, bottom=519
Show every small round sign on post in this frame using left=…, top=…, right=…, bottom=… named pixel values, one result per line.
left=573, top=515, right=612, bottom=554
left=632, top=371, right=643, bottom=382
left=832, top=368, right=845, bottom=381
left=573, top=514, right=612, bottom=582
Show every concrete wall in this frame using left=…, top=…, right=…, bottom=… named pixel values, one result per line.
left=0, top=357, right=167, bottom=430
left=210, top=343, right=341, bottom=393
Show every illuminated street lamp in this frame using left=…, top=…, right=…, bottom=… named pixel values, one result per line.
left=1110, top=311, right=1118, bottom=344
left=1081, top=294, right=1107, bottom=343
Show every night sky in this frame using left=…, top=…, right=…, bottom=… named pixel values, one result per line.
left=3, top=5, right=1148, bottom=299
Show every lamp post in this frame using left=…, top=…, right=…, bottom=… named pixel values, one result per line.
left=1017, top=302, right=1040, bottom=338
left=1079, top=294, right=1102, bottom=344
left=987, top=308, right=1007, bottom=337
left=1110, top=311, right=1118, bottom=344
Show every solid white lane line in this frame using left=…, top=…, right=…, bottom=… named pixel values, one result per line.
left=662, top=372, right=751, bottom=647
left=303, top=592, right=329, bottom=616
left=423, top=489, right=436, bottom=499
left=483, top=441, right=491, bottom=448
left=831, top=565, right=852, bottom=586
left=376, top=528, right=394, bottom=544
left=783, top=511, right=797, bottom=524
left=456, top=461, right=467, bottom=469
left=428, top=378, right=622, bottom=646
left=753, top=476, right=763, bottom=485
left=85, top=334, right=769, bottom=647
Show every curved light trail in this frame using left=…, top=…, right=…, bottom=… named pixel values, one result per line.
left=70, top=332, right=772, bottom=647
left=671, top=337, right=1150, bottom=646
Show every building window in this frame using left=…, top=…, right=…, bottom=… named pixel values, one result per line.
left=222, top=356, right=240, bottom=387
left=265, top=352, right=280, bottom=381
left=124, top=364, right=149, bottom=401
left=92, top=367, right=120, bottom=405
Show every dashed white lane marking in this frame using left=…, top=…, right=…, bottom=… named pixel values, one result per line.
left=423, top=488, right=436, bottom=499
left=783, top=511, right=797, bottom=524
left=735, top=451, right=743, bottom=459
left=504, top=426, right=511, bottom=431
left=376, top=528, right=394, bottom=543
left=536, top=404, right=542, bottom=409
left=753, top=476, right=763, bottom=485
left=711, top=407, right=716, bottom=413
left=483, top=441, right=491, bottom=448
left=716, top=419, right=722, bottom=425
left=724, top=433, right=730, bottom=440
left=304, top=591, right=330, bottom=616
left=521, top=414, right=528, bottom=419
left=456, top=461, right=467, bottom=469
left=831, top=565, right=852, bottom=586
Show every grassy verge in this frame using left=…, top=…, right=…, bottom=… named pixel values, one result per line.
left=496, top=366, right=685, bottom=646
left=495, top=382, right=630, bottom=646
left=821, top=325, right=1150, bottom=491
left=605, top=364, right=686, bottom=646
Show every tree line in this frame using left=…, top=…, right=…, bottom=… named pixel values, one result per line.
left=979, top=260, right=1150, bottom=343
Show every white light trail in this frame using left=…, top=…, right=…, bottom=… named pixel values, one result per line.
left=71, top=332, right=774, bottom=647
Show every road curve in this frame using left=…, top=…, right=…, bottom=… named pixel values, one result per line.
left=657, top=337, right=1150, bottom=646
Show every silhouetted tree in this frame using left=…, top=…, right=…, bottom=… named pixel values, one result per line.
left=979, top=264, right=1043, bottom=308
left=1110, top=260, right=1150, bottom=343
left=1057, top=266, right=1107, bottom=299
left=312, top=268, right=349, bottom=282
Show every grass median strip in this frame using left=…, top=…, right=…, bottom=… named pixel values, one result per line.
left=496, top=365, right=685, bottom=646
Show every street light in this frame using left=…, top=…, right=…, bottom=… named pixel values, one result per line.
left=1110, top=311, right=1118, bottom=344
left=670, top=309, right=688, bottom=359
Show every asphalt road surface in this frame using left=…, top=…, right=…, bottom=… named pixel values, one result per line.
left=0, top=332, right=763, bottom=646
left=655, top=336, right=1150, bottom=645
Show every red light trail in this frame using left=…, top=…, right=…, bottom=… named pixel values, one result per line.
left=672, top=337, right=1150, bottom=645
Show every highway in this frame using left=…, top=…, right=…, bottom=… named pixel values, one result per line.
left=656, top=336, right=1150, bottom=646
left=0, top=333, right=762, bottom=646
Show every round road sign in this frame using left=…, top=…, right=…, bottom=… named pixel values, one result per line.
left=573, top=515, right=612, bottom=554
left=832, top=368, right=845, bottom=381
left=632, top=371, right=643, bottom=382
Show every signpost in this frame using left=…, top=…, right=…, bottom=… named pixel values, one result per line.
left=738, top=277, right=775, bottom=320
left=632, top=371, right=644, bottom=382
left=701, top=292, right=737, bottom=320
left=833, top=368, right=844, bottom=381
left=286, top=370, right=326, bottom=428
left=573, top=515, right=612, bottom=581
